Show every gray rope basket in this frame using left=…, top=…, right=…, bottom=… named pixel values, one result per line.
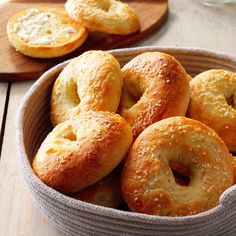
left=17, top=47, right=236, bottom=236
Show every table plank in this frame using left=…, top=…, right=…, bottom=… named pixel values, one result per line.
left=0, top=81, right=64, bottom=236
left=139, top=0, right=236, bottom=56
left=0, top=83, right=8, bottom=150
left=0, top=83, right=8, bottom=124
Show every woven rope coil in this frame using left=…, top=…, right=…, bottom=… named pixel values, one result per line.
left=17, top=47, right=236, bottom=236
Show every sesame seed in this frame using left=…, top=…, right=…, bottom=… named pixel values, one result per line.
left=224, top=111, right=230, bottom=117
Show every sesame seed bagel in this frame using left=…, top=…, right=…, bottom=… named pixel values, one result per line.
left=51, top=50, right=123, bottom=126
left=7, top=7, right=88, bottom=58
left=119, top=52, right=190, bottom=139
left=187, top=69, right=236, bottom=152
left=65, top=0, right=140, bottom=35
left=32, top=111, right=133, bottom=194
left=121, top=116, right=233, bottom=216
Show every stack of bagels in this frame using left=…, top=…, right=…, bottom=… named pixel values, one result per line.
left=33, top=50, right=236, bottom=217
left=7, top=0, right=140, bottom=58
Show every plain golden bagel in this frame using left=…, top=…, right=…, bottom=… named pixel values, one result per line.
left=121, top=116, right=233, bottom=216
left=187, top=69, right=236, bottom=152
left=72, top=167, right=124, bottom=208
left=65, top=0, right=140, bottom=35
left=32, top=111, right=133, bottom=194
left=51, top=50, right=123, bottom=126
left=119, top=52, right=190, bottom=139
left=7, top=7, right=88, bottom=58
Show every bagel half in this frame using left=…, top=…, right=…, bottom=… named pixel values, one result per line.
left=7, top=7, right=88, bottom=58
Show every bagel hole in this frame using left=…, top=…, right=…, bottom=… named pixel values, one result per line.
left=169, top=162, right=191, bottom=186
left=123, top=88, right=143, bottom=110
left=127, top=93, right=141, bottom=109
left=63, top=132, right=77, bottom=141
left=226, top=95, right=235, bottom=108
left=70, top=81, right=80, bottom=105
left=100, top=2, right=111, bottom=12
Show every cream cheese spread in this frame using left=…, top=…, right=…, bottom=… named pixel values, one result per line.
left=13, top=9, right=78, bottom=45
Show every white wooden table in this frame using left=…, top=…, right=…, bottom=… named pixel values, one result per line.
left=0, top=0, right=236, bottom=235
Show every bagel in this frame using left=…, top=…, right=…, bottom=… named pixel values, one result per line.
left=51, top=50, right=123, bottom=126
left=7, top=7, right=88, bottom=58
left=65, top=0, right=140, bottom=35
left=119, top=52, right=190, bottom=139
left=187, top=69, right=236, bottom=152
left=32, top=111, right=133, bottom=194
left=121, top=116, right=233, bottom=216
left=72, top=167, right=123, bottom=208
left=229, top=154, right=236, bottom=184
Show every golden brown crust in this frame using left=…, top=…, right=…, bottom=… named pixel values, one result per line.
left=32, top=111, right=133, bottom=194
left=119, top=52, right=190, bottom=139
left=187, top=69, right=236, bottom=152
left=7, top=7, right=88, bottom=58
left=65, top=0, right=140, bottom=35
left=229, top=154, right=236, bottom=184
left=50, top=50, right=123, bottom=126
left=72, top=167, right=123, bottom=208
left=121, top=116, right=233, bottom=216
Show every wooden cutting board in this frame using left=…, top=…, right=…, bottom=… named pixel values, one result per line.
left=0, top=0, right=168, bottom=81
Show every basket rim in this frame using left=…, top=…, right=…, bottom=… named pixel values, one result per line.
left=16, top=46, right=236, bottom=224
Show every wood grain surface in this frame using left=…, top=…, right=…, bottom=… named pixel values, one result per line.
left=0, top=0, right=168, bottom=81
left=0, top=81, right=64, bottom=236
left=138, top=0, right=236, bottom=56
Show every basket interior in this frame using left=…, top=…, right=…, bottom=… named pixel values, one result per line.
left=17, top=47, right=236, bottom=235
left=22, top=48, right=236, bottom=163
